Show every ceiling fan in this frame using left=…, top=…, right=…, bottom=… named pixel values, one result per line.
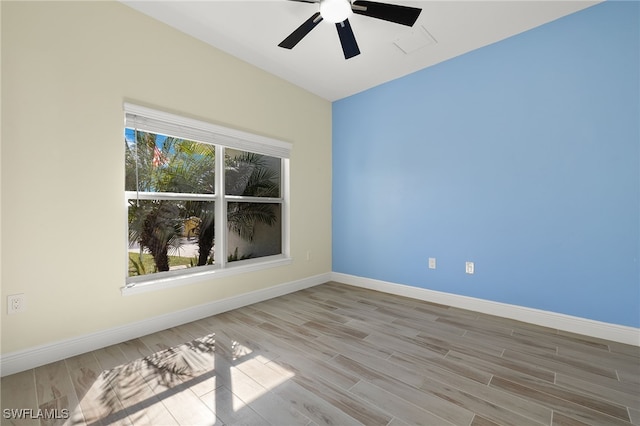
left=278, top=0, right=422, bottom=60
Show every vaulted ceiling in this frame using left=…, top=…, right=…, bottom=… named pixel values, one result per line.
left=122, top=1, right=600, bottom=101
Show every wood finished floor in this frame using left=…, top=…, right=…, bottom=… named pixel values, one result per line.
left=1, top=281, right=639, bottom=426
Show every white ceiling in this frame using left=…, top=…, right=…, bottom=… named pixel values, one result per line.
left=122, top=0, right=600, bottom=102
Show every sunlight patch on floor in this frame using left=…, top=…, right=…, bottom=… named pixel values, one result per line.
left=230, top=355, right=295, bottom=412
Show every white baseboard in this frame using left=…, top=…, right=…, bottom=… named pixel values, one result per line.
left=0, top=273, right=331, bottom=377
left=331, top=272, right=640, bottom=347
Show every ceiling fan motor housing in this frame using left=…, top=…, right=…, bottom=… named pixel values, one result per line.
left=320, top=0, right=353, bottom=23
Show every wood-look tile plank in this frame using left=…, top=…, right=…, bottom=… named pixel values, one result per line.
left=242, top=305, right=322, bottom=340
left=270, top=379, right=364, bottom=426
left=137, top=360, right=217, bottom=426
left=199, top=385, right=266, bottom=425
left=390, top=350, right=552, bottom=425
left=619, top=369, right=640, bottom=386
left=292, top=370, right=392, bottom=426
left=333, top=354, right=475, bottom=425
left=141, top=327, right=195, bottom=352
left=32, top=361, right=86, bottom=426
left=414, top=330, right=506, bottom=358
left=343, top=340, right=551, bottom=426
left=235, top=382, right=311, bottom=426
left=464, top=329, right=558, bottom=357
left=275, top=297, right=351, bottom=325
left=39, top=393, right=86, bottom=426
left=65, top=352, right=131, bottom=426
left=556, top=329, right=618, bottom=350
left=318, top=282, right=376, bottom=301
left=551, top=411, right=593, bottom=426
left=34, top=361, right=75, bottom=406
left=358, top=293, right=432, bottom=315
left=445, top=349, right=556, bottom=383
left=153, top=334, right=219, bottom=399
left=205, top=327, right=254, bottom=364
left=555, top=372, right=640, bottom=410
left=471, top=414, right=503, bottom=426
left=493, top=369, right=630, bottom=421
left=336, top=286, right=427, bottom=312
left=418, top=372, right=550, bottom=426
left=388, top=350, right=493, bottom=387
left=221, top=355, right=312, bottom=426
left=364, top=330, right=451, bottom=359
left=556, top=345, right=639, bottom=374
left=609, top=341, right=640, bottom=358
left=391, top=316, right=467, bottom=338
left=117, top=338, right=153, bottom=363
left=217, top=309, right=262, bottom=328
left=412, top=303, right=479, bottom=322
left=303, top=319, right=369, bottom=340
left=225, top=318, right=361, bottom=392
left=316, top=330, right=397, bottom=361
left=330, top=344, right=422, bottom=389
left=515, top=328, right=610, bottom=353
left=349, top=379, right=456, bottom=425
left=343, top=315, right=423, bottom=339
left=331, top=307, right=405, bottom=331
left=490, top=375, right=632, bottom=425
left=628, top=407, right=640, bottom=425
left=92, top=345, right=128, bottom=371
left=270, top=348, right=361, bottom=391
left=245, top=301, right=310, bottom=327
left=256, top=322, right=338, bottom=360
left=1, top=370, right=40, bottom=426
left=104, top=362, right=179, bottom=426
left=387, top=417, right=412, bottom=426
left=312, top=296, right=368, bottom=312
left=503, top=348, right=619, bottom=381
left=435, top=316, right=515, bottom=340
left=172, top=321, right=211, bottom=340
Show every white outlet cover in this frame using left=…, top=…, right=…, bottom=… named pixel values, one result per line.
left=7, top=293, right=26, bottom=314
left=465, top=262, right=475, bottom=274
left=428, top=258, right=436, bottom=269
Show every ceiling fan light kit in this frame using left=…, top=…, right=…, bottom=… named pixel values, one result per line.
left=279, top=0, right=422, bottom=60
left=320, top=0, right=353, bottom=23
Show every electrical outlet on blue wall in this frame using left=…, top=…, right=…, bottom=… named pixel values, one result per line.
left=465, top=262, right=474, bottom=275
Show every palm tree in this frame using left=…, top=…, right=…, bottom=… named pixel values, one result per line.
left=126, top=132, right=280, bottom=274
left=126, top=132, right=188, bottom=273
left=225, top=151, right=279, bottom=245
left=138, top=201, right=181, bottom=271
left=190, top=151, right=280, bottom=265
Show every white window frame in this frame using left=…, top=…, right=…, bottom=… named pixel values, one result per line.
left=122, top=103, right=292, bottom=295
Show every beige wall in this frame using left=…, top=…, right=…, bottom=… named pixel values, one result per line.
left=0, top=1, right=332, bottom=354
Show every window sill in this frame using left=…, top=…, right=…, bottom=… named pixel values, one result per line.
left=121, top=255, right=292, bottom=296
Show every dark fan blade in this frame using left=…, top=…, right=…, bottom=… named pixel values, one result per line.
left=335, top=19, right=360, bottom=59
left=285, top=0, right=320, bottom=3
left=352, top=0, right=421, bottom=26
left=279, top=12, right=323, bottom=49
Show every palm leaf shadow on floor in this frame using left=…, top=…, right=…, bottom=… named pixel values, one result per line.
left=91, top=334, right=217, bottom=425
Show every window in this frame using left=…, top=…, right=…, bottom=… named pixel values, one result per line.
left=124, top=104, right=291, bottom=294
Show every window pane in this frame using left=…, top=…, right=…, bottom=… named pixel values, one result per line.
left=225, top=148, right=281, bottom=197
left=125, top=129, right=215, bottom=194
left=227, top=202, right=281, bottom=262
left=128, top=200, right=216, bottom=276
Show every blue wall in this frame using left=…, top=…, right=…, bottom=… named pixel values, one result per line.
left=332, top=1, right=640, bottom=327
